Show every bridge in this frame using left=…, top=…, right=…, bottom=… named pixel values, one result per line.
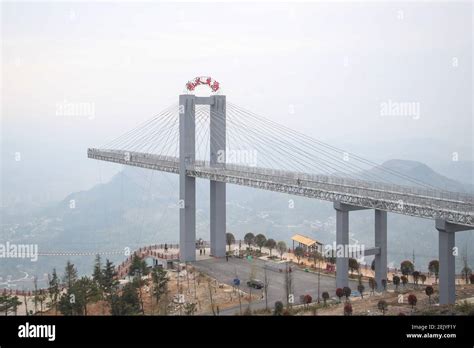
left=88, top=77, right=473, bottom=304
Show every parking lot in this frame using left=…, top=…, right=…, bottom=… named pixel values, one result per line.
left=193, top=256, right=362, bottom=314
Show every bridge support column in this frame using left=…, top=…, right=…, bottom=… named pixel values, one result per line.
left=335, top=206, right=349, bottom=289
left=436, top=219, right=471, bottom=304
left=374, top=210, right=387, bottom=292
left=334, top=202, right=368, bottom=289
left=179, top=95, right=196, bottom=262
left=210, top=95, right=226, bottom=257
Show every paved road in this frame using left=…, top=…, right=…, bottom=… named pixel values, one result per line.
left=192, top=257, right=362, bottom=315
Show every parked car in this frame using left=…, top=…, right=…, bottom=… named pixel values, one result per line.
left=247, top=279, right=264, bottom=289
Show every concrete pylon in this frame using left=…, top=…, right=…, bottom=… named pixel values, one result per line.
left=179, top=95, right=196, bottom=262
left=178, top=94, right=227, bottom=261
left=374, top=210, right=387, bottom=291
left=210, top=95, right=226, bottom=257
left=334, top=201, right=368, bottom=289
left=436, top=219, right=471, bottom=304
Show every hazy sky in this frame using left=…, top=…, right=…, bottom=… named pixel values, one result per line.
left=1, top=1, right=473, bottom=201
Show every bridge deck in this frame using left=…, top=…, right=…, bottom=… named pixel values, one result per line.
left=88, top=148, right=474, bottom=227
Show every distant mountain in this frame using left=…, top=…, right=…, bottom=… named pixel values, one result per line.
left=432, top=160, right=473, bottom=188
left=362, top=159, right=473, bottom=193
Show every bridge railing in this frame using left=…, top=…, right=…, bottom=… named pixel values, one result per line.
left=88, top=148, right=179, bottom=171
left=190, top=160, right=473, bottom=213
left=88, top=148, right=473, bottom=214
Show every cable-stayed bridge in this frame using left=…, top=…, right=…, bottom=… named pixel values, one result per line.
left=88, top=148, right=472, bottom=225
left=88, top=78, right=473, bottom=304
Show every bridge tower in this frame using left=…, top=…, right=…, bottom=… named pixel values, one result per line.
left=179, top=93, right=226, bottom=262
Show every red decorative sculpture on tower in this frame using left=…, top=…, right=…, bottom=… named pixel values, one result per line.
left=186, top=76, right=220, bottom=93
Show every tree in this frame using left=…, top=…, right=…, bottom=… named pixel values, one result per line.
left=401, top=275, right=408, bottom=288
left=343, top=286, right=351, bottom=302
left=284, top=263, right=293, bottom=308
left=303, top=294, right=312, bottom=307
left=322, top=292, right=330, bottom=306
left=226, top=233, right=235, bottom=252
left=425, top=286, right=434, bottom=305
left=151, top=266, right=169, bottom=313
left=277, top=241, right=287, bottom=259
left=400, top=260, right=414, bottom=277
left=59, top=275, right=99, bottom=316
left=1, top=294, right=21, bottom=316
left=128, top=254, right=148, bottom=278
left=470, top=274, right=474, bottom=284
left=368, top=277, right=377, bottom=295
left=128, top=254, right=150, bottom=315
left=254, top=234, right=267, bottom=252
left=102, top=259, right=119, bottom=309
left=393, top=275, right=401, bottom=291
left=310, top=249, right=323, bottom=267
left=59, top=285, right=82, bottom=316
left=357, top=284, right=365, bottom=299
left=428, top=260, right=439, bottom=283
left=377, top=300, right=388, bottom=315
left=92, top=254, right=103, bottom=286
left=420, top=274, right=427, bottom=285
left=0, top=293, right=10, bottom=315
left=22, top=291, right=28, bottom=316
left=92, top=255, right=105, bottom=312
left=111, top=283, right=141, bottom=315
left=244, top=233, right=255, bottom=249
left=10, top=296, right=22, bottom=316
left=207, top=279, right=216, bottom=315
left=349, top=258, right=359, bottom=275
left=274, top=301, right=284, bottom=315
left=408, top=294, right=417, bottom=311
left=48, top=269, right=60, bottom=315
left=461, top=265, right=472, bottom=285
left=35, top=290, right=47, bottom=315
left=63, top=261, right=78, bottom=289
left=58, top=290, right=75, bottom=316
left=412, top=271, right=420, bottom=287
left=74, top=276, right=100, bottom=316
left=33, top=276, right=38, bottom=313
left=294, top=246, right=304, bottom=263
left=335, top=288, right=344, bottom=302
left=344, top=303, right=352, bottom=316
left=265, top=239, right=276, bottom=256
left=0, top=293, right=20, bottom=316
